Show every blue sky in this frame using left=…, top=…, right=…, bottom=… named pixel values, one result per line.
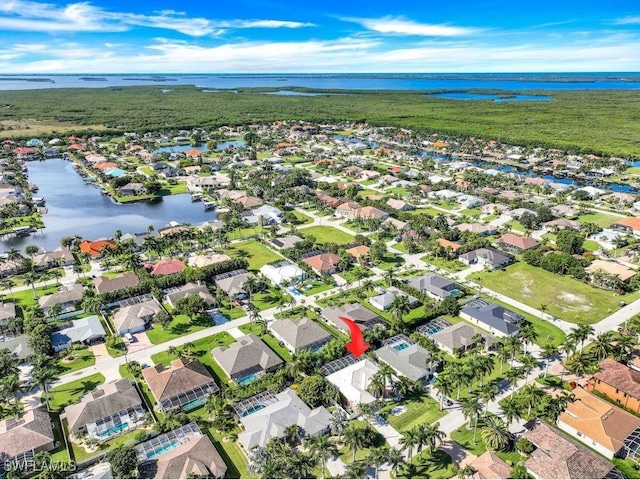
left=0, top=0, right=638, bottom=73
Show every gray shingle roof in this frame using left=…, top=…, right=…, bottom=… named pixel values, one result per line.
left=38, top=283, right=84, bottom=308
left=212, top=334, right=283, bottom=378
left=214, top=270, right=258, bottom=297
left=0, top=407, right=54, bottom=460
left=0, top=303, right=16, bottom=322
left=431, top=322, right=496, bottom=352
left=408, top=274, right=460, bottom=299
left=321, top=303, right=383, bottom=332
left=165, top=283, right=215, bottom=306
left=461, top=302, right=522, bottom=336
left=374, top=342, right=433, bottom=382
left=459, top=247, right=510, bottom=266
left=269, top=318, right=332, bottom=351
left=51, top=315, right=106, bottom=349
left=112, top=299, right=163, bottom=333
left=0, top=335, right=34, bottom=360
left=93, top=273, right=140, bottom=294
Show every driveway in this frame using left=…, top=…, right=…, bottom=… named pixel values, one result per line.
left=89, top=343, right=110, bottom=365
left=440, top=437, right=477, bottom=468
left=126, top=332, right=153, bottom=354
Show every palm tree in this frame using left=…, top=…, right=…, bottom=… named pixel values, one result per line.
left=386, top=447, right=405, bottom=477
left=504, top=336, right=523, bottom=367
left=496, top=345, right=511, bottom=374
left=500, top=396, right=522, bottom=426
left=366, top=446, right=389, bottom=479
left=541, top=344, right=560, bottom=378
left=23, top=272, right=39, bottom=299
left=2, top=374, right=21, bottom=409
left=505, top=367, right=525, bottom=398
left=477, top=382, right=499, bottom=414
left=384, top=267, right=396, bottom=287
left=481, top=415, right=512, bottom=451
left=460, top=396, right=482, bottom=444
left=521, top=384, right=545, bottom=418
left=569, top=325, right=594, bottom=352
left=519, top=353, right=540, bottom=383
left=399, top=427, right=420, bottom=462
left=539, top=304, right=548, bottom=320
left=243, top=277, right=259, bottom=304
left=446, top=363, right=469, bottom=400
left=433, top=374, right=454, bottom=411
left=420, top=422, right=445, bottom=454
left=30, top=354, right=59, bottom=411
left=307, top=434, right=337, bottom=480
left=591, top=332, right=614, bottom=360
left=471, top=354, right=494, bottom=387
left=329, top=408, right=348, bottom=441
left=343, top=423, right=367, bottom=462
left=518, top=324, right=537, bottom=354
left=343, top=461, right=368, bottom=479
left=565, top=350, right=597, bottom=377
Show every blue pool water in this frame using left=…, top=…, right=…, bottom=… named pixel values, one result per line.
left=425, top=325, right=443, bottom=336
left=105, top=168, right=127, bottom=177
left=182, top=397, right=207, bottom=411
left=146, top=442, right=179, bottom=460
left=288, top=287, right=302, bottom=296
left=242, top=404, right=266, bottom=417
left=97, top=422, right=129, bottom=437
left=393, top=342, right=410, bottom=352
left=237, top=373, right=258, bottom=386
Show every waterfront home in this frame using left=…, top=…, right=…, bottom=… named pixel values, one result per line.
left=212, top=334, right=283, bottom=385
left=269, top=234, right=304, bottom=250
left=119, top=183, right=146, bottom=196
left=38, top=283, right=84, bottom=315
left=235, top=195, right=263, bottom=208
left=0, top=302, right=16, bottom=327
left=51, top=315, right=107, bottom=352
left=497, top=233, right=539, bottom=253
left=64, top=378, right=145, bottom=441
left=557, top=386, right=640, bottom=459
left=79, top=239, right=116, bottom=257
left=459, top=247, right=511, bottom=269
left=269, top=318, right=332, bottom=354
left=369, top=287, right=418, bottom=311
left=321, top=303, right=384, bottom=334
left=0, top=334, right=34, bottom=361
left=136, top=423, right=227, bottom=479
left=187, top=253, right=230, bottom=268
left=0, top=260, right=20, bottom=278
left=374, top=335, right=435, bottom=383
left=214, top=269, right=259, bottom=299
left=93, top=272, right=140, bottom=294
left=33, top=247, right=74, bottom=269
left=187, top=174, right=230, bottom=191
left=522, top=418, right=620, bottom=479
left=460, top=299, right=522, bottom=337
left=302, top=252, right=340, bottom=275
left=587, top=358, right=640, bottom=413
left=112, top=299, right=163, bottom=335
left=0, top=407, right=55, bottom=465
left=407, top=274, right=462, bottom=301
left=259, top=261, right=306, bottom=286
left=326, top=358, right=380, bottom=408
left=237, top=389, right=331, bottom=451
left=148, top=259, right=186, bottom=276
left=248, top=204, right=283, bottom=225
left=165, top=283, right=215, bottom=309
left=143, top=358, right=219, bottom=412
left=428, top=321, right=497, bottom=355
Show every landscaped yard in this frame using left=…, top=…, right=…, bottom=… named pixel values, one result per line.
left=421, top=255, right=465, bottom=273
left=450, top=421, right=522, bottom=466
left=146, top=313, right=216, bottom=344
left=471, top=262, right=640, bottom=324
left=379, top=393, right=446, bottom=432
left=337, top=420, right=388, bottom=464
left=291, top=210, right=313, bottom=225
left=299, top=225, right=355, bottom=245
left=238, top=322, right=292, bottom=360
left=48, top=373, right=106, bottom=413
left=577, top=211, right=621, bottom=228
left=397, top=449, right=456, bottom=479
left=57, top=348, right=95, bottom=374
left=228, top=241, right=283, bottom=271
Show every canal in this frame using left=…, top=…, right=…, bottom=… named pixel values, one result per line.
left=1, top=158, right=217, bottom=251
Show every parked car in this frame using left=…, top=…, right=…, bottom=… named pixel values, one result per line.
left=124, top=333, right=135, bottom=343
left=242, top=303, right=253, bottom=312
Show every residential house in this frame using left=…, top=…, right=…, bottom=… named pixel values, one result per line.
left=269, top=235, right=305, bottom=250
left=382, top=217, right=408, bottom=231
left=79, top=239, right=116, bottom=257
left=143, top=358, right=220, bottom=412
left=369, top=287, right=418, bottom=311
left=456, top=223, right=497, bottom=236
left=429, top=322, right=496, bottom=355
left=326, top=358, right=380, bottom=408
left=246, top=205, right=283, bottom=225
left=93, top=272, right=140, bottom=295
left=51, top=315, right=107, bottom=352
left=237, top=389, right=331, bottom=451
left=269, top=318, right=332, bottom=354
left=557, top=386, right=640, bottom=459
left=468, top=451, right=512, bottom=479
left=336, top=201, right=361, bottom=219
left=586, top=260, right=637, bottom=287
left=407, top=274, right=462, bottom=301
left=165, top=283, right=215, bottom=309
left=64, top=378, right=145, bottom=440
left=112, top=299, right=163, bottom=335
left=610, top=217, right=640, bottom=238
left=460, top=299, right=522, bottom=337
left=148, top=259, right=186, bottom=276
left=38, top=283, right=84, bottom=315
left=321, top=303, right=384, bottom=334
left=544, top=218, right=582, bottom=231
left=0, top=303, right=16, bottom=327
left=317, top=193, right=342, bottom=208
left=386, top=198, right=413, bottom=211
left=33, top=247, right=74, bottom=269
left=587, top=358, right=640, bottom=413
left=497, top=233, right=539, bottom=252
left=459, top=195, right=486, bottom=209
left=187, top=253, right=231, bottom=268
left=551, top=204, right=580, bottom=218
left=0, top=334, right=34, bottom=361
left=436, top=238, right=462, bottom=255
left=211, top=334, right=283, bottom=385
left=522, top=418, right=621, bottom=479
left=214, top=269, right=259, bottom=299
left=507, top=207, right=536, bottom=219
left=357, top=206, right=389, bottom=221
left=136, top=423, right=227, bottom=479
left=119, top=183, right=146, bottom=196
left=345, top=245, right=370, bottom=262
left=259, top=261, right=307, bottom=286
left=459, top=248, right=511, bottom=269
left=374, top=335, right=435, bottom=383
left=0, top=260, right=20, bottom=278
left=302, top=252, right=340, bottom=275
left=0, top=407, right=55, bottom=465
left=236, top=196, right=263, bottom=208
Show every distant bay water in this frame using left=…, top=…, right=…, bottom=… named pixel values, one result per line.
left=0, top=73, right=639, bottom=91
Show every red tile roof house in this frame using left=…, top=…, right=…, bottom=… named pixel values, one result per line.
left=611, top=217, right=640, bottom=238
left=302, top=253, right=340, bottom=275
left=335, top=201, right=362, bottom=219
left=148, top=259, right=187, bottom=276
left=79, top=239, right=116, bottom=257
left=497, top=233, right=539, bottom=253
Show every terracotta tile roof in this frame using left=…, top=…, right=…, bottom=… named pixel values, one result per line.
left=586, top=260, right=637, bottom=281
left=558, top=387, right=640, bottom=455
left=593, top=358, right=640, bottom=399
left=150, top=259, right=186, bottom=276
left=469, top=451, right=511, bottom=479
left=437, top=238, right=462, bottom=252
left=302, top=252, right=340, bottom=273
left=614, top=217, right=640, bottom=231
left=499, top=233, right=538, bottom=250
left=79, top=239, right=116, bottom=257
left=345, top=245, right=370, bottom=259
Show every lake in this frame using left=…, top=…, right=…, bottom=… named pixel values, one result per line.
left=1, top=73, right=640, bottom=91
left=1, top=159, right=217, bottom=251
left=428, top=92, right=551, bottom=101
left=153, top=140, right=246, bottom=154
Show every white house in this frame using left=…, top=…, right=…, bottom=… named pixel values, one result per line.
left=259, top=261, right=307, bottom=286
left=326, top=358, right=380, bottom=408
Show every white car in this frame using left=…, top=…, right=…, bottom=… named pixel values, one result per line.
left=124, top=333, right=135, bottom=343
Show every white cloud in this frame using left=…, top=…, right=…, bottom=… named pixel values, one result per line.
left=612, top=16, right=640, bottom=25
left=0, top=0, right=314, bottom=36
left=346, top=16, right=478, bottom=37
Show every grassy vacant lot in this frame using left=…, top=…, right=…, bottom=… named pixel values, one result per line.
left=227, top=240, right=283, bottom=271
left=146, top=313, right=216, bottom=344
left=577, top=211, right=621, bottom=228
left=48, top=373, right=105, bottom=413
left=150, top=332, right=235, bottom=386
left=378, top=393, right=446, bottom=432
left=0, top=118, right=106, bottom=138
left=299, top=225, right=355, bottom=245
left=471, top=262, right=640, bottom=324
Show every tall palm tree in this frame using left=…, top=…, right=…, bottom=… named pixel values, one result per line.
left=446, top=363, right=469, bottom=400
left=471, top=354, right=494, bottom=387
left=519, top=353, right=540, bottom=383
left=433, top=374, right=454, bottom=411
left=399, top=427, right=420, bottom=463
left=329, top=409, right=348, bottom=441
left=521, top=384, right=545, bottom=418
left=420, top=422, right=445, bottom=454
left=243, top=277, right=259, bottom=304
left=366, top=446, right=389, bottom=479
left=460, top=396, right=482, bottom=444
left=481, top=416, right=512, bottom=452
left=504, top=336, right=523, bottom=367
left=343, top=461, right=367, bottom=479
left=541, top=344, right=560, bottom=378
left=500, top=396, right=522, bottom=426
left=477, top=382, right=499, bottom=414
left=496, top=345, right=511, bottom=374
left=518, top=324, right=537, bottom=354
left=30, top=354, right=59, bottom=411
left=570, top=325, right=595, bottom=352
left=343, top=423, right=367, bottom=462
left=505, top=367, right=525, bottom=398
left=389, top=295, right=411, bottom=332
left=565, top=350, right=597, bottom=377
left=23, top=272, right=39, bottom=300
left=307, top=434, right=337, bottom=480
left=591, top=332, right=614, bottom=360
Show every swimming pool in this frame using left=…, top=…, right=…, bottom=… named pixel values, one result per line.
left=105, top=168, right=127, bottom=177
left=237, top=373, right=258, bottom=385
left=97, top=422, right=129, bottom=438
left=287, top=287, right=302, bottom=296
left=146, top=441, right=179, bottom=460
left=242, top=404, right=266, bottom=417
left=393, top=342, right=410, bottom=352
left=182, top=397, right=207, bottom=411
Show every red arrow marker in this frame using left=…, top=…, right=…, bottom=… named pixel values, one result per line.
left=340, top=316, right=370, bottom=358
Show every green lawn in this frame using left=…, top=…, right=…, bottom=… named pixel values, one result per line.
left=291, top=210, right=313, bottom=225
left=146, top=313, right=215, bottom=344
left=57, top=348, right=95, bottom=374
left=583, top=239, right=601, bottom=252
left=9, top=284, right=59, bottom=308
left=408, top=207, right=442, bottom=217
left=338, top=420, right=388, bottom=464
left=378, top=393, right=446, bottom=432
left=238, top=323, right=292, bottom=360
left=356, top=188, right=380, bottom=199
left=375, top=254, right=406, bottom=271
left=228, top=241, right=283, bottom=271
left=398, top=449, right=457, bottom=479
left=302, top=280, right=335, bottom=296
left=299, top=226, right=355, bottom=245
left=471, top=262, right=640, bottom=324
left=48, top=373, right=106, bottom=413
left=450, top=422, right=522, bottom=467
left=150, top=332, right=236, bottom=386
left=577, top=212, right=621, bottom=228
left=421, top=255, right=465, bottom=273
